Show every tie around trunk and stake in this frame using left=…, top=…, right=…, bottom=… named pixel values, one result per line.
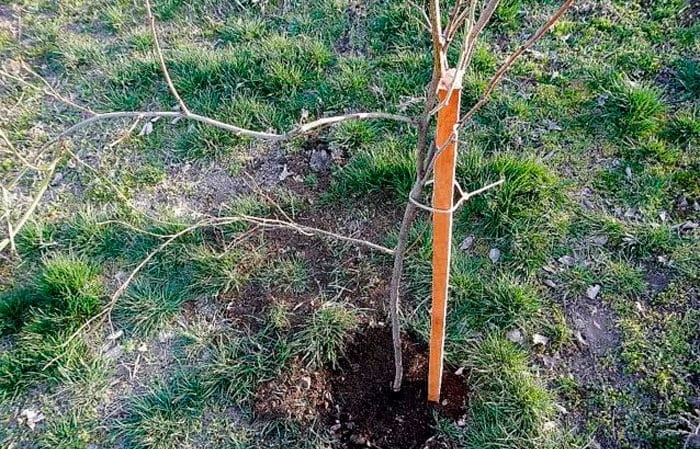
left=1, top=0, right=575, bottom=399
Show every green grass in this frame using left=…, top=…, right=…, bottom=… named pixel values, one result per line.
left=199, top=328, right=291, bottom=403
left=459, top=336, right=561, bottom=449
left=117, top=374, right=206, bottom=449
left=114, top=280, right=192, bottom=335
left=328, top=135, right=417, bottom=200
left=294, top=301, right=358, bottom=369
left=599, top=75, right=666, bottom=139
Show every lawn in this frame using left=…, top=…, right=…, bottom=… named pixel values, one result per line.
left=0, top=0, right=698, bottom=448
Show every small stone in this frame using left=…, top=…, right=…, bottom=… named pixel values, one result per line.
left=488, top=248, right=500, bottom=263
left=138, top=121, right=153, bottom=136
left=591, top=235, right=608, bottom=246
left=19, top=409, right=45, bottom=430
left=574, top=331, right=588, bottom=346
left=349, top=434, right=367, bottom=446
left=586, top=284, right=601, bottom=300
left=681, top=221, right=698, bottom=232
left=554, top=403, right=568, bottom=415
left=454, top=367, right=465, bottom=376
left=459, top=235, right=475, bottom=251
left=104, top=345, right=123, bottom=360
left=543, top=279, right=557, bottom=288
left=51, top=172, right=64, bottom=186
left=541, top=354, right=557, bottom=369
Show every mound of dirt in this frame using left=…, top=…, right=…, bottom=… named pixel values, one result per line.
left=326, top=327, right=467, bottom=449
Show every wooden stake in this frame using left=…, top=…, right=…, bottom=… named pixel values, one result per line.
left=428, top=72, right=462, bottom=403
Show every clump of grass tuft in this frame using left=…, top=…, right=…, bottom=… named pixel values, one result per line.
left=294, top=301, right=358, bottom=369
left=493, top=0, right=522, bottom=30
left=675, top=58, right=700, bottom=97
left=200, top=329, right=290, bottom=403
left=190, top=246, right=264, bottom=296
left=0, top=256, right=104, bottom=398
left=118, top=374, right=206, bottom=449
left=0, top=287, right=40, bottom=336
left=601, top=75, right=666, bottom=138
left=458, top=152, right=561, bottom=238
left=114, top=281, right=192, bottom=335
left=257, top=254, right=310, bottom=294
left=37, top=255, right=103, bottom=322
left=663, top=107, right=700, bottom=147
left=39, top=412, right=98, bottom=449
left=14, top=220, right=55, bottom=257
left=460, top=336, right=557, bottom=449
left=215, top=16, right=269, bottom=44
left=328, top=137, right=416, bottom=200
left=453, top=275, right=542, bottom=331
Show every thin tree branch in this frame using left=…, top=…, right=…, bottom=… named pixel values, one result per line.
left=428, top=0, right=446, bottom=79
left=0, top=157, right=60, bottom=253
left=144, top=0, right=191, bottom=115
left=28, top=110, right=416, bottom=153
left=459, top=0, right=575, bottom=127
left=1, top=64, right=94, bottom=115
left=240, top=215, right=394, bottom=255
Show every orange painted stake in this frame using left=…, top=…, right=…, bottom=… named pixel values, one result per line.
left=428, top=74, right=462, bottom=403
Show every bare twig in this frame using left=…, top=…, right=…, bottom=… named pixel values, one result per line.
left=1, top=64, right=94, bottom=115
left=459, top=0, right=576, bottom=127
left=240, top=215, right=394, bottom=255
left=428, top=0, right=446, bottom=79
left=144, top=0, right=190, bottom=115
left=408, top=178, right=505, bottom=214
left=0, top=128, right=41, bottom=171
left=0, top=157, right=60, bottom=254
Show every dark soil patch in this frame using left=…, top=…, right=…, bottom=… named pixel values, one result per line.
left=326, top=327, right=467, bottom=449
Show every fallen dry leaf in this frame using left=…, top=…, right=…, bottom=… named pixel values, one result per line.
left=532, top=333, right=550, bottom=346
left=488, top=248, right=501, bottom=263
left=19, top=409, right=45, bottom=430
left=586, top=284, right=601, bottom=300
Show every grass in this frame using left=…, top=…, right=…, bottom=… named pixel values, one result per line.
left=114, top=280, right=192, bottom=335
left=600, top=75, right=666, bottom=139
left=118, top=374, right=206, bottom=449
left=328, top=135, right=417, bottom=200
left=294, top=301, right=358, bottom=369
left=459, top=336, right=561, bottom=449
left=1, top=0, right=698, bottom=448
left=199, top=327, right=291, bottom=403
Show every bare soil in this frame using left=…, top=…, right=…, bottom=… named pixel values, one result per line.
left=326, top=326, right=467, bottom=449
